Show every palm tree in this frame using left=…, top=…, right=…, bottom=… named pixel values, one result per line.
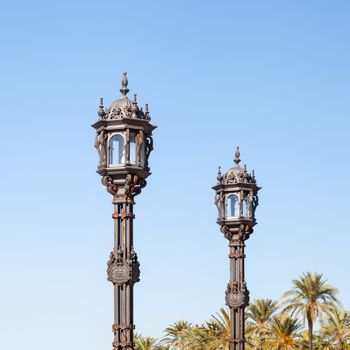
left=161, top=320, right=192, bottom=349
left=206, top=308, right=231, bottom=350
left=281, top=272, right=339, bottom=350
left=181, top=308, right=231, bottom=350
left=135, top=334, right=168, bottom=350
left=182, top=322, right=220, bottom=350
left=246, top=298, right=279, bottom=350
left=268, top=314, right=302, bottom=350
left=321, top=308, right=350, bottom=350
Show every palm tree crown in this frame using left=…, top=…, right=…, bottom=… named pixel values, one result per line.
left=268, top=314, right=302, bottom=350
left=161, top=320, right=192, bottom=350
left=281, top=272, right=339, bottom=350
left=246, top=299, right=279, bottom=349
left=321, top=307, right=350, bottom=350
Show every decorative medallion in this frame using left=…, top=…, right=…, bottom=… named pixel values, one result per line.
left=107, top=248, right=141, bottom=286
left=107, top=250, right=131, bottom=286
left=226, top=291, right=246, bottom=308
left=109, top=264, right=131, bottom=285
left=225, top=282, right=249, bottom=309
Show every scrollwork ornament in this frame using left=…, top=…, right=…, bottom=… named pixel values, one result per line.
left=129, top=247, right=141, bottom=284
left=223, top=170, right=255, bottom=185
left=253, top=194, right=259, bottom=210
left=145, top=136, right=153, bottom=170
left=124, top=175, right=147, bottom=198
left=107, top=98, right=133, bottom=120
left=237, top=224, right=253, bottom=242
left=102, top=175, right=118, bottom=196
left=221, top=225, right=233, bottom=241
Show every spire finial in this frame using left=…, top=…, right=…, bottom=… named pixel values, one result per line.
left=234, top=146, right=241, bottom=165
left=97, top=97, right=106, bottom=118
left=144, top=103, right=150, bottom=121
left=132, top=94, right=138, bottom=118
left=217, top=166, right=222, bottom=183
left=120, top=72, right=129, bottom=96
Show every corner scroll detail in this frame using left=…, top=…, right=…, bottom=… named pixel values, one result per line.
left=124, top=174, right=147, bottom=198
left=102, top=175, right=118, bottom=196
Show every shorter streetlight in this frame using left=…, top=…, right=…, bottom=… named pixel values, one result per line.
left=213, top=147, right=260, bottom=350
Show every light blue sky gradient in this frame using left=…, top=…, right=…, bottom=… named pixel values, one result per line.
left=0, top=1, right=349, bottom=349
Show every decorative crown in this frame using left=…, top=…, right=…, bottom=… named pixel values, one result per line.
left=97, top=72, right=151, bottom=121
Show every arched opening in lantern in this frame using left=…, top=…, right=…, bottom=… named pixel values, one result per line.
left=226, top=194, right=239, bottom=218
left=109, top=134, right=124, bottom=165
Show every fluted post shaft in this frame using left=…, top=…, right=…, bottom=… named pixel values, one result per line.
left=108, top=196, right=139, bottom=350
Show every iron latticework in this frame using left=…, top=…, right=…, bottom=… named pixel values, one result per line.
left=92, top=73, right=156, bottom=350
left=213, top=147, right=260, bottom=350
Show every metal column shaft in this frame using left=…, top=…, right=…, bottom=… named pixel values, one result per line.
left=109, top=199, right=138, bottom=350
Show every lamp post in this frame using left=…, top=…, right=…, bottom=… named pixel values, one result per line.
left=92, top=72, right=156, bottom=350
left=213, top=147, right=260, bottom=350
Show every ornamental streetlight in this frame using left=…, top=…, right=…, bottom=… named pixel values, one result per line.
left=213, top=147, right=260, bottom=350
left=92, top=72, right=156, bottom=350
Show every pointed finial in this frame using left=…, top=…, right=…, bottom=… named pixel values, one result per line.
left=217, top=166, right=222, bottom=183
left=252, top=170, right=255, bottom=179
left=234, top=146, right=241, bottom=165
left=243, top=164, right=247, bottom=177
left=97, top=97, right=106, bottom=118
left=145, top=103, right=150, bottom=121
left=120, top=72, right=129, bottom=96
left=132, top=94, right=138, bottom=118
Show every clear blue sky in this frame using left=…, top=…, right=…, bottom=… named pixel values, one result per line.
left=0, top=1, right=349, bottom=349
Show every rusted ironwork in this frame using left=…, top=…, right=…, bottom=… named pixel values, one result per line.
left=213, top=147, right=260, bottom=350
left=92, top=73, right=156, bottom=350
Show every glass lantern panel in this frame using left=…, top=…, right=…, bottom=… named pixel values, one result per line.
left=243, top=198, right=248, bottom=217
left=226, top=194, right=239, bottom=218
left=109, top=134, right=124, bottom=165
left=141, top=142, right=146, bottom=167
left=129, top=140, right=136, bottom=164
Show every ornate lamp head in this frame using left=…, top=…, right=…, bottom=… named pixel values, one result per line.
left=213, top=147, right=260, bottom=241
left=92, top=73, right=156, bottom=200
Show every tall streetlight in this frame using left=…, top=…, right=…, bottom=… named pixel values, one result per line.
left=92, top=72, right=156, bottom=350
left=213, top=147, right=260, bottom=350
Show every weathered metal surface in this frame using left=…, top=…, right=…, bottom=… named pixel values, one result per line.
left=213, top=147, right=260, bottom=350
left=92, top=73, right=155, bottom=350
